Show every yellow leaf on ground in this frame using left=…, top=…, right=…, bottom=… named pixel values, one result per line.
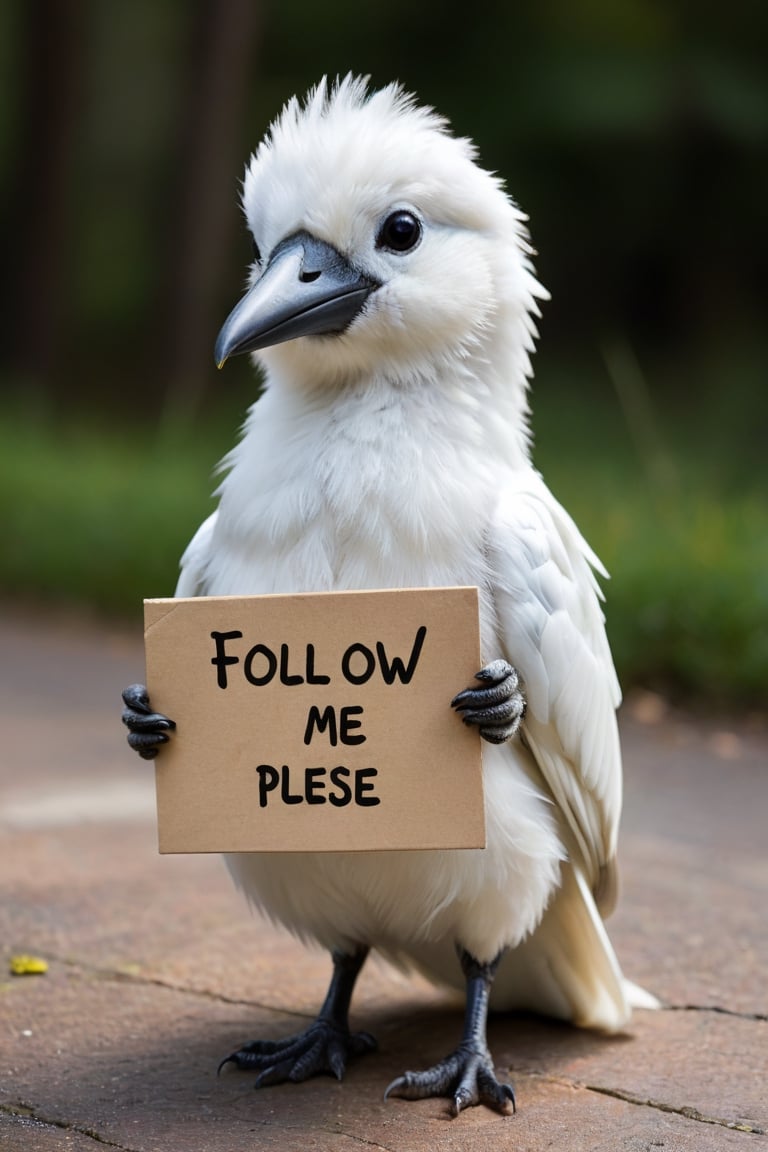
left=9, top=955, right=49, bottom=976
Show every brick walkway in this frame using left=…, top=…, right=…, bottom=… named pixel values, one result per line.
left=1, top=608, right=765, bottom=1150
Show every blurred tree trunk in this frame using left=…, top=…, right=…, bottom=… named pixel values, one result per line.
left=7, top=0, right=83, bottom=400
left=160, top=0, right=262, bottom=429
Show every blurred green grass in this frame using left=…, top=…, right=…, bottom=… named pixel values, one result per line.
left=2, top=350, right=766, bottom=708
left=0, top=405, right=222, bottom=617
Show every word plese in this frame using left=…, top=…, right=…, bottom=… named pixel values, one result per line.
left=255, top=764, right=380, bottom=808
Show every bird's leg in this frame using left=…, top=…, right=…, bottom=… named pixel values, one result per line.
left=451, top=659, right=525, bottom=744
left=385, top=947, right=514, bottom=1116
left=121, top=684, right=175, bottom=760
left=219, top=946, right=376, bottom=1087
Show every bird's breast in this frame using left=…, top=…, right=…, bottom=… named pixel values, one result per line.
left=207, top=390, right=498, bottom=601
left=209, top=392, right=562, bottom=959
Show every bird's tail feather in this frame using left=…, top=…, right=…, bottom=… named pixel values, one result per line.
left=623, top=977, right=662, bottom=1012
left=400, top=861, right=658, bottom=1030
left=489, top=862, right=656, bottom=1031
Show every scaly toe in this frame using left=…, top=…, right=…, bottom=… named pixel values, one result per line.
left=220, top=1022, right=376, bottom=1087
left=384, top=1047, right=514, bottom=1116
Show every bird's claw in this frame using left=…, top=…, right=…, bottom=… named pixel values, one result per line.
left=219, top=1020, right=377, bottom=1086
left=451, top=660, right=525, bottom=744
left=121, top=684, right=175, bottom=760
left=384, top=1043, right=515, bottom=1116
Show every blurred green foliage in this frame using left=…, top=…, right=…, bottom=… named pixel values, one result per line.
left=2, top=344, right=765, bottom=706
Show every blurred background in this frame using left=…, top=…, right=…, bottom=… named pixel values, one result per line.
left=0, top=0, right=766, bottom=707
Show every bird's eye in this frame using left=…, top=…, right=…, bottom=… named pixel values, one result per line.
left=376, top=210, right=422, bottom=254
left=250, top=236, right=261, bottom=264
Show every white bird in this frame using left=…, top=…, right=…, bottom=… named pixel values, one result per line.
left=123, top=75, right=655, bottom=1116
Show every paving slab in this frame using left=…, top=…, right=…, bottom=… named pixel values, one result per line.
left=1, top=608, right=766, bottom=1150
left=2, top=961, right=761, bottom=1151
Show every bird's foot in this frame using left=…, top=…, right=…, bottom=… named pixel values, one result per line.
left=121, top=684, right=175, bottom=760
left=451, top=659, right=525, bottom=745
left=218, top=1019, right=377, bottom=1087
left=385, top=1042, right=515, bottom=1116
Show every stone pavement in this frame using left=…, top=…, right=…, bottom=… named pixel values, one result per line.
left=1, top=607, right=765, bottom=1150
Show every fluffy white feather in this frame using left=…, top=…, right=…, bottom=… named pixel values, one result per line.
left=178, top=76, right=647, bottom=1032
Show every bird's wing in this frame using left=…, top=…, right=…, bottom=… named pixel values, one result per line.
left=488, top=473, right=622, bottom=914
left=174, top=511, right=218, bottom=598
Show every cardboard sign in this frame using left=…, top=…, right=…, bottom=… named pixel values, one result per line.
left=144, top=587, right=485, bottom=854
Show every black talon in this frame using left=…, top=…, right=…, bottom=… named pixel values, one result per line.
left=385, top=949, right=514, bottom=1117
left=474, top=659, right=515, bottom=682
left=455, top=696, right=523, bottom=726
left=121, top=683, right=176, bottom=760
left=220, top=948, right=376, bottom=1089
left=385, top=1044, right=513, bottom=1115
left=451, top=661, right=525, bottom=746
left=451, top=673, right=518, bottom=711
left=121, top=708, right=174, bottom=732
left=220, top=1020, right=373, bottom=1084
left=479, top=723, right=521, bottom=745
left=126, top=730, right=172, bottom=760
left=122, top=684, right=153, bottom=713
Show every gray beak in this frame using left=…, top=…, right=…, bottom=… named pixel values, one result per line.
left=215, top=232, right=378, bottom=367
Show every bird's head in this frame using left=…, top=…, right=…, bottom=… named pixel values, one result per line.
left=216, top=76, right=547, bottom=411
